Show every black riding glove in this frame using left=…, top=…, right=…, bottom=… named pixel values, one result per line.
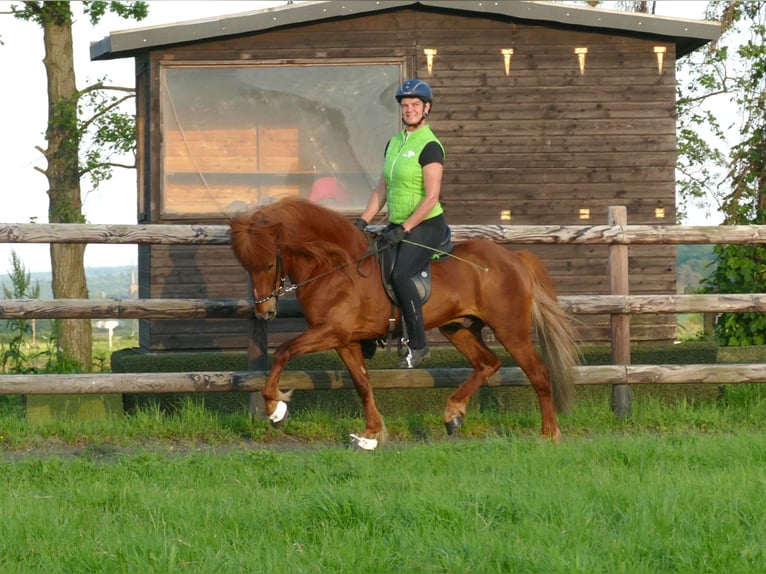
left=382, top=224, right=407, bottom=247
left=354, top=218, right=369, bottom=231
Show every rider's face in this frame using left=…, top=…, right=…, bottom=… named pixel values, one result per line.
left=400, top=97, right=429, bottom=127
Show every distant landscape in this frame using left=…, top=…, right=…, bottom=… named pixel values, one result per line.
left=676, top=244, right=716, bottom=294
left=0, top=265, right=136, bottom=300
left=0, top=265, right=138, bottom=341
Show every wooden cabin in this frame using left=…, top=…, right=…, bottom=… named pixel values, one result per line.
left=91, top=0, right=720, bottom=352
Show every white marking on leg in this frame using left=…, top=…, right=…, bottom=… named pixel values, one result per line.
left=349, top=433, right=378, bottom=451
left=268, top=400, right=288, bottom=424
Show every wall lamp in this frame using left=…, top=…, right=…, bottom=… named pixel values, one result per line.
left=501, top=48, right=514, bottom=76
left=575, top=47, right=588, bottom=74
left=654, top=46, right=667, bottom=75
left=424, top=48, right=437, bottom=75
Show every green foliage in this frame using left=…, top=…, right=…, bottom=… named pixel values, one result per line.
left=83, top=1, right=148, bottom=24
left=0, top=252, right=104, bottom=375
left=12, top=1, right=148, bottom=26
left=111, top=342, right=721, bottom=416
left=79, top=80, right=137, bottom=189
left=1, top=251, right=42, bottom=374
left=679, top=2, right=766, bottom=345
left=111, top=341, right=721, bottom=375
left=704, top=241, right=766, bottom=345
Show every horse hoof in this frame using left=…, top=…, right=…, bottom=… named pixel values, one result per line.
left=268, top=400, right=288, bottom=428
left=349, top=433, right=378, bottom=451
left=445, top=416, right=463, bottom=435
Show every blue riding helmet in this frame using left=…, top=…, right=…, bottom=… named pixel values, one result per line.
left=395, top=79, right=433, bottom=104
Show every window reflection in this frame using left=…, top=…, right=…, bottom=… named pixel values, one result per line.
left=160, top=62, right=402, bottom=217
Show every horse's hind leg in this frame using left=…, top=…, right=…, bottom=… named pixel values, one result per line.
left=492, top=328, right=561, bottom=442
left=336, top=343, right=387, bottom=450
left=439, top=322, right=501, bottom=434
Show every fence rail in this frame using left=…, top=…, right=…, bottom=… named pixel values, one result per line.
left=3, top=222, right=766, bottom=244
left=2, top=294, right=766, bottom=319
left=3, top=364, right=766, bottom=396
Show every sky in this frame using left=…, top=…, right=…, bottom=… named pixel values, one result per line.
left=0, top=0, right=715, bottom=276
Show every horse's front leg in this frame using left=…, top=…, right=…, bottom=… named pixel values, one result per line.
left=260, top=366, right=292, bottom=428
left=260, top=327, right=346, bottom=427
left=336, top=344, right=386, bottom=450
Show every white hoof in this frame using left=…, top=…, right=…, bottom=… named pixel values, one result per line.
left=349, top=433, right=379, bottom=451
left=268, top=400, right=288, bottom=424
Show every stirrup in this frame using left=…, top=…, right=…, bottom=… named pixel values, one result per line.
left=398, top=345, right=431, bottom=369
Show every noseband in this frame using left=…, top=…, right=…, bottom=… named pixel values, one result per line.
left=253, top=249, right=296, bottom=304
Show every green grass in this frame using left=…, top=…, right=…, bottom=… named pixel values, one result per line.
left=2, top=384, right=766, bottom=572
left=2, top=431, right=766, bottom=573
left=2, top=333, right=766, bottom=572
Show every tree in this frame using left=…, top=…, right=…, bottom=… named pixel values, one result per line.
left=584, top=1, right=657, bottom=12
left=677, top=1, right=766, bottom=345
left=8, top=1, right=147, bottom=369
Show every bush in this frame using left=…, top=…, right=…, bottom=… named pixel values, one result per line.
left=111, top=341, right=722, bottom=415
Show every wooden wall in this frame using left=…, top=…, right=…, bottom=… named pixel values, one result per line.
left=138, top=7, right=678, bottom=351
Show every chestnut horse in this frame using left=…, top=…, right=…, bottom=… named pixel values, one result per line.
left=229, top=197, right=578, bottom=450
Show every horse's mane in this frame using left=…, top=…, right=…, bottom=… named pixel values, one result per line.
left=228, top=197, right=364, bottom=273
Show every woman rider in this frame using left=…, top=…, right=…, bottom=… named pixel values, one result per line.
left=355, top=79, right=449, bottom=368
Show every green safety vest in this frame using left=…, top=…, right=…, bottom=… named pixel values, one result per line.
left=383, top=125, right=445, bottom=224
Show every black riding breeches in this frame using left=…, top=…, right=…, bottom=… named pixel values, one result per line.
left=389, top=214, right=448, bottom=349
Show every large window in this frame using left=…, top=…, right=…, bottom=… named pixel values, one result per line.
left=160, top=61, right=403, bottom=217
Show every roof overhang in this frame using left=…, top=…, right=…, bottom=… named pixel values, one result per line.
left=91, top=0, right=721, bottom=61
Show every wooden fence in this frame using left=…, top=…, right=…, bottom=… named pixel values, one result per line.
left=2, top=206, right=766, bottom=417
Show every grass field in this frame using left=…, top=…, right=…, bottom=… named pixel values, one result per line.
left=2, top=432, right=765, bottom=573
left=2, top=383, right=766, bottom=573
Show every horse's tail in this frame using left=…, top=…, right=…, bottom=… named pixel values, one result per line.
left=519, top=251, right=580, bottom=413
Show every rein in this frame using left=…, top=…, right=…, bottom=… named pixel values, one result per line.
left=252, top=233, right=485, bottom=305
left=253, top=245, right=377, bottom=304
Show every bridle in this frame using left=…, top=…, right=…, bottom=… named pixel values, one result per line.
left=252, top=245, right=371, bottom=305
left=252, top=249, right=296, bottom=304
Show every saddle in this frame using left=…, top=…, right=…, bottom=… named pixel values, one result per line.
left=378, top=226, right=454, bottom=306
left=360, top=226, right=453, bottom=360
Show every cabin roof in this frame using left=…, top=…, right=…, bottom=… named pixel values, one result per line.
left=91, top=0, right=721, bottom=61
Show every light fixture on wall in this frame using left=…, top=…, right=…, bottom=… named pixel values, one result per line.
left=575, top=47, right=588, bottom=74
left=424, top=48, right=437, bottom=75
left=654, top=46, right=667, bottom=75
left=500, top=209, right=512, bottom=221
left=579, top=207, right=591, bottom=220
left=501, top=48, right=514, bottom=76
left=655, top=206, right=666, bottom=219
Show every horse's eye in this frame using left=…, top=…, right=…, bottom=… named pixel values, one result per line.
left=265, top=264, right=274, bottom=271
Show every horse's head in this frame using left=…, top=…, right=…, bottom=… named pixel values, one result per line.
left=229, top=197, right=368, bottom=320
left=228, top=210, right=283, bottom=320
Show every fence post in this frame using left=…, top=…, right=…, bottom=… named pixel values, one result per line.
left=608, top=206, right=632, bottom=418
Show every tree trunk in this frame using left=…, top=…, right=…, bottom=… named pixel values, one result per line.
left=42, top=9, right=92, bottom=371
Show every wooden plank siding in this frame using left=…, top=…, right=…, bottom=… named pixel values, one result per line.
left=138, top=8, right=678, bottom=351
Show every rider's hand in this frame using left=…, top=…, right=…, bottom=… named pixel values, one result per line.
left=382, top=224, right=407, bottom=247
left=354, top=218, right=369, bottom=232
